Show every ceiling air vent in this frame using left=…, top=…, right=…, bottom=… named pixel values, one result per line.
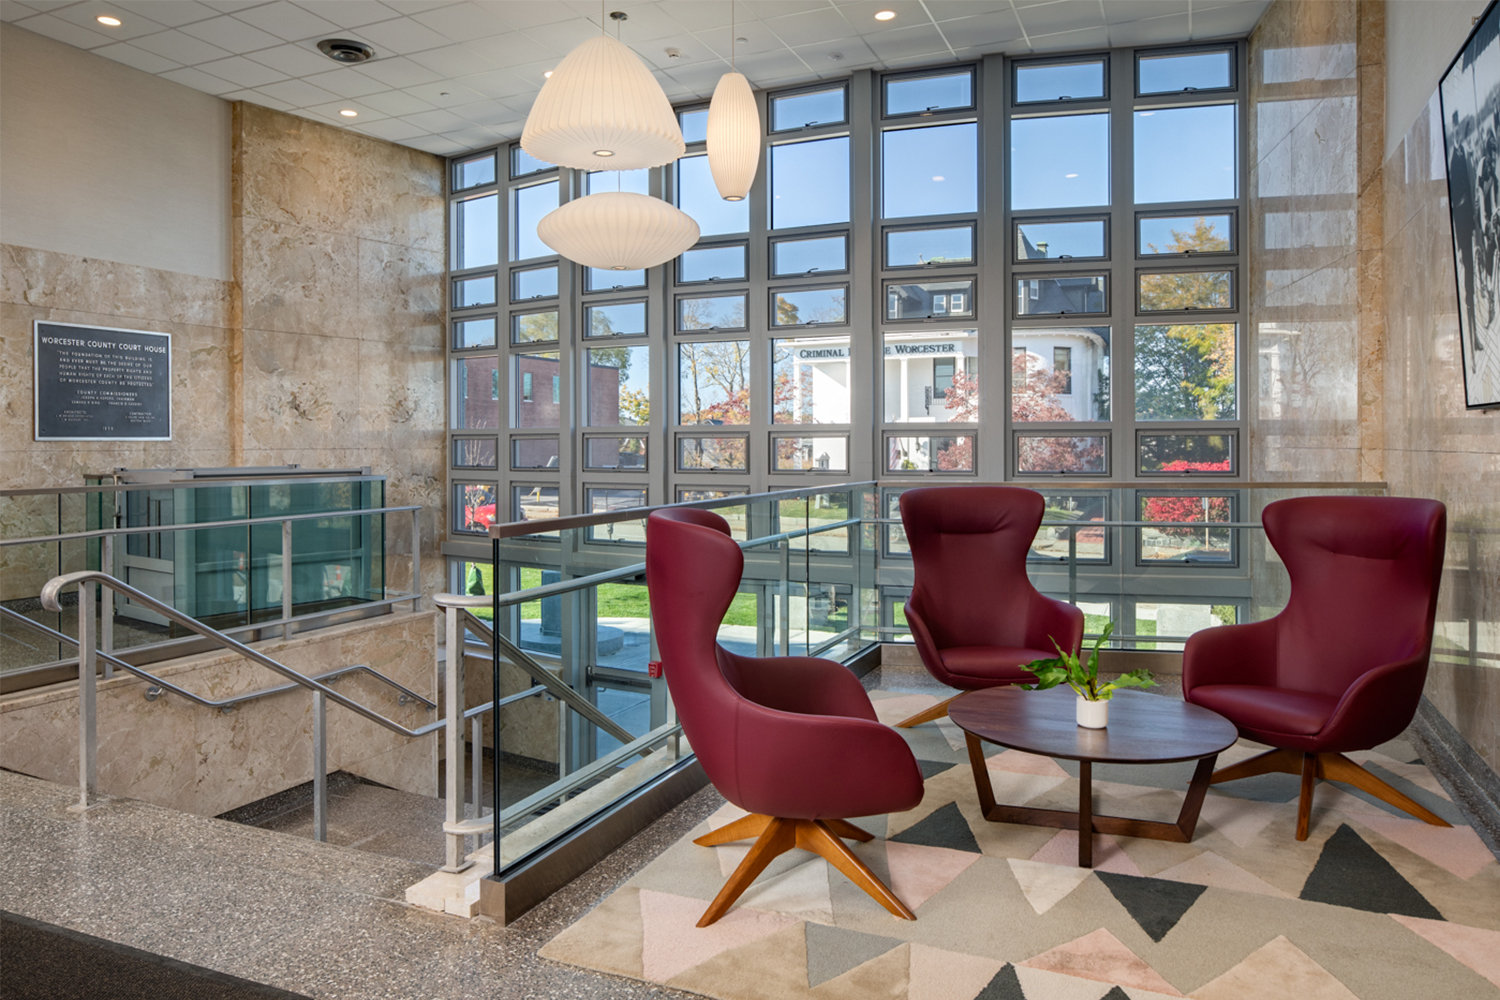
left=317, top=39, right=375, bottom=64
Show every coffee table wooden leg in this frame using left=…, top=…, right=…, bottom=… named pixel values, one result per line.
left=1078, top=760, right=1093, bottom=868
left=1174, top=754, right=1218, bottom=840
left=965, top=731, right=997, bottom=815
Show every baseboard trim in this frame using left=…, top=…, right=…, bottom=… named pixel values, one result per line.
left=1407, top=696, right=1500, bottom=860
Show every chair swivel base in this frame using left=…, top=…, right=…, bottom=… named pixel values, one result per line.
left=692, top=813, right=916, bottom=927
left=894, top=694, right=960, bottom=728
left=1210, top=748, right=1453, bottom=841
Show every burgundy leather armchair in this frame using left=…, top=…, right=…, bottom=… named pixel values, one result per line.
left=895, top=486, right=1085, bottom=727
left=647, top=508, right=925, bottom=926
left=1183, top=496, right=1451, bottom=840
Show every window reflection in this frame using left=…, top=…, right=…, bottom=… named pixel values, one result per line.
left=1015, top=275, right=1106, bottom=316
left=774, top=436, right=848, bottom=472
left=771, top=86, right=846, bottom=131
left=1138, top=270, right=1233, bottom=312
left=886, top=279, right=974, bottom=320
left=1138, top=433, right=1234, bottom=473
left=883, top=123, right=978, bottom=218
left=1011, top=114, right=1109, bottom=210
left=1016, top=219, right=1107, bottom=260
left=1015, top=58, right=1106, bottom=103
left=678, top=436, right=748, bottom=470
left=1015, top=435, right=1107, bottom=475
left=586, top=300, right=647, bottom=338
left=887, top=435, right=975, bottom=472
left=771, top=137, right=850, bottom=228
left=1134, top=106, right=1237, bottom=203
left=773, top=286, right=846, bottom=327
left=886, top=69, right=973, bottom=115
left=886, top=225, right=974, bottom=267
left=678, top=294, right=747, bottom=331
left=772, top=234, right=847, bottom=275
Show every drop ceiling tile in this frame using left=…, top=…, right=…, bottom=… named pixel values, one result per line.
left=402, top=79, right=487, bottom=106
left=199, top=1, right=268, bottom=12
left=199, top=53, right=290, bottom=85
left=661, top=61, right=727, bottom=93
left=802, top=38, right=879, bottom=70
left=1013, top=0, right=1106, bottom=37
left=456, top=67, right=533, bottom=99
left=290, top=0, right=398, bottom=29
left=660, top=2, right=733, bottom=32
left=130, top=26, right=234, bottom=61
left=353, top=117, right=429, bottom=141
left=517, top=19, right=602, bottom=57
left=13, top=12, right=117, bottom=47
left=112, top=1, right=220, bottom=27
left=602, top=5, right=683, bottom=42
left=352, top=53, right=443, bottom=87
left=305, top=98, right=389, bottom=121
left=159, top=64, right=239, bottom=93
left=357, top=87, right=435, bottom=115
left=350, top=15, right=450, bottom=55
left=1026, top=23, right=1111, bottom=53
left=379, top=0, right=463, bottom=17
left=1106, top=12, right=1193, bottom=46
left=407, top=41, right=497, bottom=77
left=1188, top=2, right=1265, bottom=38
left=178, top=13, right=284, bottom=52
left=760, top=7, right=856, bottom=48
left=1101, top=0, right=1190, bottom=23
left=560, top=0, right=648, bottom=18
left=743, top=1, right=834, bottom=17
left=862, top=23, right=950, bottom=61
left=244, top=40, right=332, bottom=75
left=471, top=0, right=579, bottom=31
left=408, top=2, right=507, bottom=41
left=933, top=10, right=1025, bottom=48
left=224, top=88, right=295, bottom=110
left=301, top=66, right=390, bottom=97
left=401, top=107, right=468, bottom=131
left=732, top=48, right=813, bottom=84
left=52, top=2, right=170, bottom=41
left=232, top=0, right=339, bottom=41
left=404, top=133, right=469, bottom=155
left=924, top=0, right=1010, bottom=19
left=451, top=98, right=522, bottom=128
left=500, top=90, right=537, bottom=115
left=0, top=4, right=38, bottom=23
left=839, top=0, right=927, bottom=34
left=637, top=36, right=726, bottom=71
left=443, top=124, right=505, bottom=148
left=254, top=75, right=341, bottom=104
left=92, top=40, right=181, bottom=72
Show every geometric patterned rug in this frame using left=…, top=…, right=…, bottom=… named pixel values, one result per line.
left=541, top=689, right=1500, bottom=1000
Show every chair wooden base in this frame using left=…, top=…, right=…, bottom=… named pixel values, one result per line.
left=1210, top=748, right=1452, bottom=841
left=894, top=694, right=960, bottom=728
left=692, top=814, right=913, bottom=927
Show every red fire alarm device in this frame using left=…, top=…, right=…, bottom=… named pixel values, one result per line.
left=647, top=660, right=664, bottom=679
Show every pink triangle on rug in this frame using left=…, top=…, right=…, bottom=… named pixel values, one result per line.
left=1030, top=830, right=1143, bottom=876
left=1391, top=914, right=1500, bottom=989
left=884, top=840, right=982, bottom=911
left=872, top=694, right=941, bottom=726
left=1007, top=858, right=1094, bottom=915
left=1151, top=851, right=1291, bottom=898
left=988, top=749, right=1071, bottom=778
left=907, top=942, right=1005, bottom=1000
left=1020, top=927, right=1182, bottom=996
left=1354, top=813, right=1497, bottom=880
left=1189, top=935, right=1359, bottom=999
left=638, top=888, right=797, bottom=984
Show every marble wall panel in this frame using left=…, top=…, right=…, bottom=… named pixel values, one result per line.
left=357, top=240, right=444, bottom=345
left=240, top=328, right=365, bottom=455
left=238, top=220, right=361, bottom=339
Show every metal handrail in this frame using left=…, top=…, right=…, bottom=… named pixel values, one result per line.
left=0, top=471, right=385, bottom=498
left=1, top=503, right=420, bottom=548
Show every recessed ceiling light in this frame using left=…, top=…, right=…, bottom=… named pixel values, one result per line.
left=96, top=15, right=122, bottom=26
left=340, top=109, right=358, bottom=117
left=594, top=149, right=614, bottom=156
left=874, top=10, right=896, bottom=21
left=544, top=70, right=553, bottom=78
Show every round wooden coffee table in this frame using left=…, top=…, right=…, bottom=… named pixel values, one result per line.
left=949, top=686, right=1238, bottom=868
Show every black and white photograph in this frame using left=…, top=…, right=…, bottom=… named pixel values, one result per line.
left=1440, top=0, right=1500, bottom=408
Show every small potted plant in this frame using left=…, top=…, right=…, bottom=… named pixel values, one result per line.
left=1018, top=623, right=1156, bottom=728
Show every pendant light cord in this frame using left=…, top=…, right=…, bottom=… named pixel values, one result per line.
left=730, top=1, right=736, bottom=72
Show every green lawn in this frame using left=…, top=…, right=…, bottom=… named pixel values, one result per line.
left=465, top=563, right=757, bottom=626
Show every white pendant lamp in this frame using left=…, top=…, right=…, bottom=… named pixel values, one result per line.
left=707, top=71, right=758, bottom=201
left=521, top=32, right=685, bottom=171
left=537, top=192, right=700, bottom=271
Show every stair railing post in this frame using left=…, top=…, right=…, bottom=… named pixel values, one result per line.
left=72, top=581, right=98, bottom=812
left=281, top=519, right=295, bottom=639
left=442, top=596, right=469, bottom=872
left=100, top=533, right=114, bottom=677
left=410, top=508, right=422, bottom=613
left=313, top=689, right=327, bottom=842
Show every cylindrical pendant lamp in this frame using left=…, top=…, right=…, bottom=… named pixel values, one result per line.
left=537, top=192, right=701, bottom=271
left=706, top=71, right=759, bottom=201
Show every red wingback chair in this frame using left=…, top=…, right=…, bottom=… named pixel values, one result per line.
left=895, top=486, right=1085, bottom=728
left=1183, top=496, right=1450, bottom=840
left=647, top=508, right=926, bottom=926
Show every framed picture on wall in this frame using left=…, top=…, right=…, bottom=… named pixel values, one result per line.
left=1439, top=0, right=1500, bottom=409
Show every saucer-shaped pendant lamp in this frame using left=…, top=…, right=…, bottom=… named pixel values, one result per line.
left=706, top=71, right=758, bottom=201
left=522, top=35, right=685, bottom=171
left=537, top=192, right=700, bottom=271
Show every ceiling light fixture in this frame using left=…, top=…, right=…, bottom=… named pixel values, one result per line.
left=544, top=70, right=553, bottom=78
left=875, top=10, right=896, bottom=20
left=537, top=192, right=699, bottom=271
left=340, top=109, right=358, bottom=117
left=317, top=39, right=375, bottom=64
left=96, top=15, right=121, bottom=26
left=706, top=1, right=760, bottom=203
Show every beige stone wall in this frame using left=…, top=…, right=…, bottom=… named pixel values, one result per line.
left=0, top=611, right=440, bottom=817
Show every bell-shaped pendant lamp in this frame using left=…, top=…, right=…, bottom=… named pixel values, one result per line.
left=706, top=71, right=758, bottom=201
left=537, top=192, right=700, bottom=271
left=522, top=35, right=685, bottom=171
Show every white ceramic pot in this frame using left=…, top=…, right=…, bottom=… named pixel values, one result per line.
left=1076, top=696, right=1109, bottom=729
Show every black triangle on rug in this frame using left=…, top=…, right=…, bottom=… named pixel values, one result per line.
left=974, top=962, right=1026, bottom=1000
left=1299, top=823, right=1443, bottom=919
left=1095, top=871, right=1209, bottom=943
left=889, top=800, right=982, bottom=854
left=804, top=923, right=903, bottom=989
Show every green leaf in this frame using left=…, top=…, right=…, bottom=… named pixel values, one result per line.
left=1111, top=668, right=1158, bottom=690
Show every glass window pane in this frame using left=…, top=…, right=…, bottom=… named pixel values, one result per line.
left=456, top=193, right=498, bottom=269
left=771, top=137, right=850, bottom=228
left=454, top=357, right=499, bottom=429
left=1134, top=106, right=1236, bottom=203
left=772, top=235, right=847, bottom=276
left=454, top=317, right=496, bottom=349
left=680, top=107, right=709, bottom=144
left=454, top=274, right=496, bottom=308
left=1138, top=270, right=1233, bottom=311
left=678, top=487, right=746, bottom=501
left=773, top=286, right=846, bottom=326
left=589, top=486, right=647, bottom=514
left=586, top=436, right=647, bottom=470
left=512, top=485, right=559, bottom=522
left=511, top=180, right=557, bottom=260
left=883, top=123, right=978, bottom=218
left=885, top=225, right=974, bottom=267
left=677, top=153, right=749, bottom=236
left=511, top=146, right=551, bottom=177
left=1012, top=327, right=1111, bottom=422
left=678, top=294, right=746, bottom=331
left=1138, top=433, right=1234, bottom=473
left=511, top=310, right=558, bottom=344
left=1011, top=113, right=1110, bottom=210
left=679, top=244, right=747, bottom=283
left=588, top=345, right=650, bottom=426
left=586, top=300, right=647, bottom=338
left=453, top=437, right=497, bottom=469
left=1139, top=214, right=1233, bottom=255
left=1016, top=219, right=1107, bottom=260
left=883, top=330, right=979, bottom=423
left=886, top=435, right=975, bottom=472
left=886, top=70, right=973, bottom=115
left=587, top=267, right=645, bottom=291
left=586, top=168, right=650, bottom=195
left=511, top=265, right=557, bottom=301
left=885, top=279, right=975, bottom=320
left=1015, top=59, right=1106, bottom=103
left=514, top=352, right=561, bottom=428
left=455, top=153, right=496, bottom=190
left=1134, top=324, right=1237, bottom=420
left=1015, top=274, right=1107, bottom=316
left=678, top=436, right=748, bottom=471
left=1032, top=493, right=1109, bottom=562
left=1016, top=435, right=1107, bottom=474
left=771, top=87, right=845, bottom=131
left=512, top=437, right=560, bottom=469
left=774, top=436, right=848, bottom=472
left=773, top=336, right=851, bottom=424
left=1138, top=493, right=1235, bottom=562
left=678, top=341, right=750, bottom=424
left=456, top=483, right=497, bottom=533
left=1139, top=49, right=1232, bottom=95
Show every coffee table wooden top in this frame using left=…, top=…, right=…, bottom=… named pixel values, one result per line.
left=949, top=686, right=1238, bottom=765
